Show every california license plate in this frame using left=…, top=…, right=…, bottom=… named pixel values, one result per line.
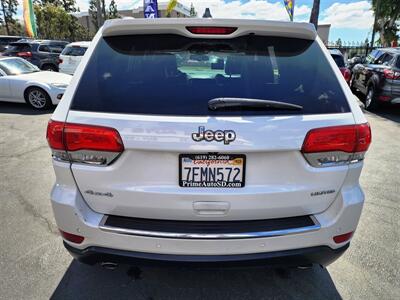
left=179, top=154, right=246, bottom=188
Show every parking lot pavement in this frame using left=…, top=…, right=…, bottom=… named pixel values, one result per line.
left=0, top=102, right=399, bottom=300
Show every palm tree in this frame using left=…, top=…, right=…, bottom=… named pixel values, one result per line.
left=309, top=0, right=320, bottom=29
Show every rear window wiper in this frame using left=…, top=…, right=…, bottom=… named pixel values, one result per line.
left=208, top=98, right=303, bottom=111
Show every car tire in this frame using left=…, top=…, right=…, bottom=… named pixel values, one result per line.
left=25, top=87, right=52, bottom=110
left=42, top=64, right=57, bottom=72
left=364, top=85, right=380, bottom=111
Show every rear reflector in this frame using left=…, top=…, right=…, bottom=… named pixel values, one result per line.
left=59, top=230, right=84, bottom=244
left=186, top=26, right=237, bottom=35
left=302, top=124, right=371, bottom=154
left=333, top=232, right=353, bottom=244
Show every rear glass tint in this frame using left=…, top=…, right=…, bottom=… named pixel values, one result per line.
left=7, top=43, right=31, bottom=52
left=71, top=35, right=350, bottom=116
left=62, top=46, right=87, bottom=56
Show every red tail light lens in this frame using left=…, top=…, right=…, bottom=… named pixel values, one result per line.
left=186, top=26, right=237, bottom=35
left=46, top=120, right=124, bottom=165
left=58, top=58, right=63, bottom=64
left=46, top=120, right=65, bottom=150
left=302, top=124, right=371, bottom=154
left=302, top=124, right=371, bottom=167
left=17, top=51, right=32, bottom=58
left=339, top=67, right=351, bottom=82
left=64, top=123, right=124, bottom=152
left=354, top=123, right=372, bottom=152
left=333, top=231, right=353, bottom=244
left=59, top=229, right=84, bottom=244
left=383, top=69, right=400, bottom=80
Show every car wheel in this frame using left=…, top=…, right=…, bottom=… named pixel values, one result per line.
left=365, top=85, right=380, bottom=111
left=25, top=87, right=52, bottom=110
left=42, top=64, right=57, bottom=72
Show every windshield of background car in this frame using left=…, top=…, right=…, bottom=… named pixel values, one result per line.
left=61, top=46, right=87, bottom=56
left=71, top=34, right=350, bottom=116
left=0, top=58, right=38, bottom=75
left=6, top=43, right=31, bottom=52
left=331, top=54, right=345, bottom=68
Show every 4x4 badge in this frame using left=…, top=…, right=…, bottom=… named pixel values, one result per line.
left=192, top=126, right=236, bottom=145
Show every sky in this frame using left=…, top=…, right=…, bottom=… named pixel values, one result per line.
left=16, top=0, right=375, bottom=43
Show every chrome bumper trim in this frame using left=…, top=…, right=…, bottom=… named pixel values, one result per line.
left=98, top=216, right=321, bottom=240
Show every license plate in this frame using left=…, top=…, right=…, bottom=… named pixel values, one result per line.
left=179, top=154, right=246, bottom=188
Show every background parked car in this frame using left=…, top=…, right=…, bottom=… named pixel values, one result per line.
left=2, top=40, right=68, bottom=71
left=0, top=35, right=24, bottom=53
left=59, top=41, right=90, bottom=75
left=0, top=57, right=71, bottom=109
left=329, top=49, right=351, bottom=84
left=351, top=48, right=400, bottom=110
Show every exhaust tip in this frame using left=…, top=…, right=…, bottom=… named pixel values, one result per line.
left=101, top=262, right=118, bottom=270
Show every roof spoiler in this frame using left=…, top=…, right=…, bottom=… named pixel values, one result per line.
left=102, top=18, right=317, bottom=41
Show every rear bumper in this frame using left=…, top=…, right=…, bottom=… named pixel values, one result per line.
left=64, top=241, right=349, bottom=267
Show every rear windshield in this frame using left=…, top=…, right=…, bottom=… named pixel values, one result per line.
left=62, top=46, right=87, bottom=56
left=6, top=43, right=32, bottom=52
left=331, top=54, right=345, bottom=68
left=71, top=34, right=350, bottom=116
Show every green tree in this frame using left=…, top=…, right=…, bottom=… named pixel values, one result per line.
left=89, top=0, right=107, bottom=30
left=189, top=2, right=197, bottom=17
left=34, top=4, right=89, bottom=41
left=0, top=0, right=18, bottom=35
left=371, top=0, right=400, bottom=46
left=108, top=0, right=120, bottom=19
left=41, top=0, right=78, bottom=12
left=309, top=0, right=320, bottom=29
left=336, top=38, right=342, bottom=47
left=89, top=0, right=99, bottom=31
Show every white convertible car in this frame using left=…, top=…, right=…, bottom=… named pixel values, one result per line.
left=0, top=57, right=72, bottom=109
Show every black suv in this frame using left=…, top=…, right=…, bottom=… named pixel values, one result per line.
left=351, top=48, right=400, bottom=110
left=0, top=35, right=24, bottom=52
left=2, top=40, right=68, bottom=71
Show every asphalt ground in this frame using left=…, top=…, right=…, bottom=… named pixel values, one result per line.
left=0, top=101, right=399, bottom=300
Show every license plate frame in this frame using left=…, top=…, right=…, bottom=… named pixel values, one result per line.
left=179, top=153, right=246, bottom=188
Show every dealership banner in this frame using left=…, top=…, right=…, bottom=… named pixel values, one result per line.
left=144, top=0, right=159, bottom=18
left=283, top=0, right=294, bottom=21
left=23, top=0, right=37, bottom=38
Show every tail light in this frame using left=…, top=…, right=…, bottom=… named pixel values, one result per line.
left=46, top=120, right=124, bottom=166
left=383, top=69, right=400, bottom=80
left=17, top=51, right=32, bottom=58
left=59, top=229, right=84, bottom=244
left=339, top=67, right=351, bottom=82
left=333, top=232, right=353, bottom=244
left=302, top=123, right=371, bottom=167
left=58, top=58, right=63, bottom=64
left=186, top=26, right=237, bottom=35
